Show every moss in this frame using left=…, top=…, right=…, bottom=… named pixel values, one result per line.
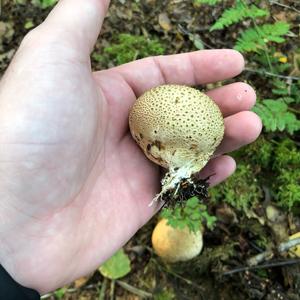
left=273, top=138, right=300, bottom=169
left=223, top=137, right=299, bottom=212
left=210, top=163, right=263, bottom=216
left=100, top=34, right=166, bottom=66
left=154, top=288, right=176, bottom=300
left=241, top=136, right=273, bottom=169
left=272, top=139, right=300, bottom=210
left=276, top=168, right=300, bottom=210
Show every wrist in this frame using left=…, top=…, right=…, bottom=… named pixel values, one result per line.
left=0, top=264, right=40, bottom=299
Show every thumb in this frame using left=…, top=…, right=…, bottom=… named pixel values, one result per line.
left=39, top=0, right=110, bottom=55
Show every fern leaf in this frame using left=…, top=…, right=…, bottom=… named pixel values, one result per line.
left=272, top=79, right=289, bottom=96
left=194, top=0, right=222, bottom=5
left=211, top=3, right=269, bottom=31
left=271, top=79, right=300, bottom=104
left=253, top=99, right=300, bottom=134
left=234, top=27, right=261, bottom=52
left=235, top=22, right=290, bottom=52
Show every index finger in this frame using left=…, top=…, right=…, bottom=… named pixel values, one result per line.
left=98, top=49, right=244, bottom=97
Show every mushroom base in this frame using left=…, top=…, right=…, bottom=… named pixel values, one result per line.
left=160, top=175, right=209, bottom=209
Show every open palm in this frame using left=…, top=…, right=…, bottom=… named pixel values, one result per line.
left=0, top=0, right=262, bottom=294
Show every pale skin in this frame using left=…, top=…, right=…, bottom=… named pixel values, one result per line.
left=0, top=0, right=262, bottom=294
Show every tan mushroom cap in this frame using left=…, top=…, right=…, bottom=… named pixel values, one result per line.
left=152, top=219, right=203, bottom=262
left=129, top=84, right=224, bottom=173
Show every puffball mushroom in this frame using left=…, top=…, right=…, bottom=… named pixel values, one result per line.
left=129, top=84, right=224, bottom=204
left=152, top=219, right=203, bottom=262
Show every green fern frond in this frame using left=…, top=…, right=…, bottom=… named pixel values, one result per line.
left=210, top=3, right=269, bottom=31
left=272, top=79, right=290, bottom=96
left=235, top=22, right=290, bottom=52
left=253, top=99, right=300, bottom=134
left=194, top=0, right=222, bottom=5
left=271, top=79, right=300, bottom=103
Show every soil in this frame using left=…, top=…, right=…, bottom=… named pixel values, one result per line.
left=1, top=1, right=300, bottom=299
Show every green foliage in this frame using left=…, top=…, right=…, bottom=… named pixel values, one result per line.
left=251, top=48, right=292, bottom=73
left=272, top=139, right=300, bottom=209
left=274, top=139, right=300, bottom=169
left=210, top=2, right=269, bottom=31
left=99, top=249, right=131, bottom=280
left=210, top=164, right=262, bottom=216
left=205, top=1, right=289, bottom=53
left=277, top=172, right=300, bottom=210
left=241, top=136, right=273, bottom=169
left=271, top=79, right=300, bottom=104
left=194, top=0, right=223, bottom=5
left=154, top=288, right=176, bottom=300
left=53, top=287, right=67, bottom=299
left=252, top=79, right=300, bottom=135
left=31, top=0, right=57, bottom=8
left=231, top=138, right=300, bottom=212
left=161, top=197, right=217, bottom=233
left=234, top=22, right=290, bottom=53
left=253, top=99, right=300, bottom=134
left=101, top=34, right=165, bottom=66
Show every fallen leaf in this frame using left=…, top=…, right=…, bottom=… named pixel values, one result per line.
left=158, top=13, right=172, bottom=31
left=74, top=273, right=93, bottom=288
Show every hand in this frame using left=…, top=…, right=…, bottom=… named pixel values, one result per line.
left=0, top=0, right=261, bottom=294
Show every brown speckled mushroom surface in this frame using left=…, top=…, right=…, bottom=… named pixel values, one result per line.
left=129, top=84, right=224, bottom=174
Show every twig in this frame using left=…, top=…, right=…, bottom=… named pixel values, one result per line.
left=116, top=280, right=153, bottom=298
left=110, top=280, right=115, bottom=300
left=177, top=24, right=213, bottom=49
left=247, top=250, right=274, bottom=266
left=152, top=259, right=204, bottom=291
left=241, top=0, right=274, bottom=72
left=223, top=258, right=300, bottom=275
left=278, top=237, right=300, bottom=253
left=269, top=0, right=300, bottom=14
left=247, top=237, right=300, bottom=266
left=244, top=68, right=300, bottom=81
left=288, top=107, right=300, bottom=114
left=223, top=238, right=300, bottom=276
left=99, top=278, right=107, bottom=300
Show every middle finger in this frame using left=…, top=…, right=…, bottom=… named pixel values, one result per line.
left=206, top=82, right=256, bottom=117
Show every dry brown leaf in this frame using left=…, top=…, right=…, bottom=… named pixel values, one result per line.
left=158, top=13, right=172, bottom=31
left=74, top=274, right=93, bottom=289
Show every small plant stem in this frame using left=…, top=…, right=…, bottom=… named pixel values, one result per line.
left=244, top=68, right=300, bottom=81
left=152, top=259, right=204, bottom=291
left=288, top=107, right=300, bottom=114
left=133, top=50, right=139, bottom=61
left=263, top=45, right=274, bottom=73
left=99, top=278, right=108, bottom=300
left=116, top=280, right=153, bottom=298
left=240, top=0, right=273, bottom=72
left=224, top=237, right=300, bottom=276
left=110, top=280, right=115, bottom=300
left=222, top=258, right=300, bottom=276
left=248, top=237, right=300, bottom=266
left=247, top=250, right=274, bottom=266
left=269, top=0, right=300, bottom=13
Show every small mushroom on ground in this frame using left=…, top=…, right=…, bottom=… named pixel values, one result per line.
left=151, top=218, right=203, bottom=262
left=129, top=84, right=224, bottom=205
